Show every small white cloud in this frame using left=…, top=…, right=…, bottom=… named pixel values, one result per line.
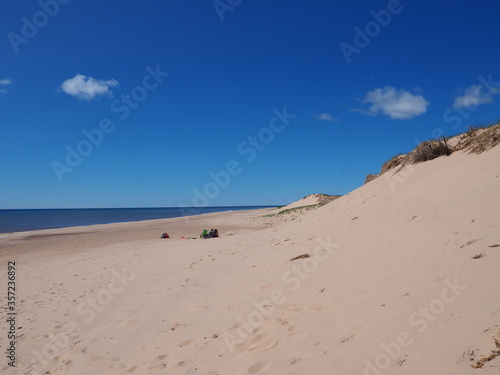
left=317, top=113, right=339, bottom=122
left=60, top=74, right=118, bottom=100
left=0, top=78, right=12, bottom=94
left=358, top=86, right=430, bottom=120
left=362, top=87, right=430, bottom=120
left=452, top=84, right=498, bottom=109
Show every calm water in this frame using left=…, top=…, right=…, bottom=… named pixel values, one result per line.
left=0, top=206, right=275, bottom=233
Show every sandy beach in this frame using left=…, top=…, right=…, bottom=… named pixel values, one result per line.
left=4, top=0, right=500, bottom=373
left=1, top=145, right=500, bottom=374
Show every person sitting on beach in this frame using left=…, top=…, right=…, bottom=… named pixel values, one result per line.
left=160, top=233, right=169, bottom=238
left=213, top=229, right=219, bottom=237
left=208, top=229, right=215, bottom=238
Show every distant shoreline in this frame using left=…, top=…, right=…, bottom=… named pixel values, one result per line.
left=0, top=205, right=277, bottom=234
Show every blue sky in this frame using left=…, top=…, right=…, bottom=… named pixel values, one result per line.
left=1, top=0, right=499, bottom=208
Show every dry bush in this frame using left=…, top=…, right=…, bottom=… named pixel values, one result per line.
left=380, top=153, right=405, bottom=174
left=369, top=120, right=499, bottom=181
left=364, top=174, right=379, bottom=184
left=408, top=140, right=452, bottom=164
left=316, top=194, right=342, bottom=205
left=456, top=121, right=500, bottom=154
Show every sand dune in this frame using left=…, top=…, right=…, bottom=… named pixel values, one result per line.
left=1, top=145, right=499, bottom=374
left=279, top=194, right=341, bottom=211
left=281, top=194, right=323, bottom=210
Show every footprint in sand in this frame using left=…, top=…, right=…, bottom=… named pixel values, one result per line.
left=248, top=361, right=273, bottom=374
left=290, top=357, right=302, bottom=365
left=149, top=362, right=167, bottom=371
left=260, top=284, right=274, bottom=290
left=178, top=339, right=194, bottom=347
left=153, top=354, right=171, bottom=362
left=120, top=319, right=140, bottom=327
left=244, top=331, right=282, bottom=352
left=340, top=334, right=354, bottom=343
left=277, top=315, right=294, bottom=325
left=147, top=353, right=171, bottom=371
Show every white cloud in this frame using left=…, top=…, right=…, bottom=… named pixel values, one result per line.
left=0, top=78, right=12, bottom=94
left=452, top=84, right=499, bottom=109
left=317, top=113, right=339, bottom=122
left=359, top=86, right=430, bottom=120
left=60, top=74, right=118, bottom=100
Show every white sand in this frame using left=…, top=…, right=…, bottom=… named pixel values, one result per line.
left=1, top=146, right=499, bottom=374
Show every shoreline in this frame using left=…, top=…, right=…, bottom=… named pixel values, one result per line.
left=0, top=205, right=277, bottom=235
left=0, top=208, right=277, bottom=264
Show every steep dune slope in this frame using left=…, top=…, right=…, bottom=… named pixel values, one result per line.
left=235, top=146, right=500, bottom=374
left=210, top=146, right=500, bottom=374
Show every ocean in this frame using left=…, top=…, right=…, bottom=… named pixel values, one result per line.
left=0, top=206, right=275, bottom=234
